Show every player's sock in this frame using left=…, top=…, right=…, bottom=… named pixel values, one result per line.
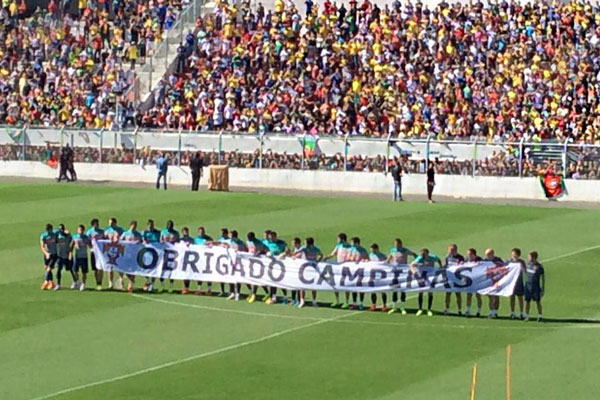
left=391, top=301, right=397, bottom=309
left=56, top=268, right=62, bottom=285
left=334, top=292, right=340, bottom=304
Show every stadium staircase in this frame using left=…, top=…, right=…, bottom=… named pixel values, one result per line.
left=128, top=0, right=213, bottom=106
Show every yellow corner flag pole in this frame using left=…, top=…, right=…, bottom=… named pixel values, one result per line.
left=470, top=363, right=478, bottom=400
left=506, top=344, right=512, bottom=400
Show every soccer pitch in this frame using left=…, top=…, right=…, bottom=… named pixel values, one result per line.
left=1, top=182, right=599, bottom=400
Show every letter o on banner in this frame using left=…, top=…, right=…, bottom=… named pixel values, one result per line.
left=268, top=259, right=286, bottom=282
left=137, top=247, right=159, bottom=270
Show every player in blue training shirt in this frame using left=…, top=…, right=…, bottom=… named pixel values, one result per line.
left=104, top=217, right=124, bottom=290
left=264, top=231, right=288, bottom=304
left=55, top=223, right=75, bottom=290
left=159, top=220, right=180, bottom=292
left=70, top=225, right=90, bottom=291
left=386, top=238, right=417, bottom=315
left=246, top=231, right=268, bottom=303
left=411, top=248, right=442, bottom=316
left=179, top=227, right=194, bottom=294
left=524, top=251, right=545, bottom=322
left=295, top=237, right=323, bottom=308
left=324, top=233, right=351, bottom=308
left=85, top=218, right=104, bottom=291
left=193, top=226, right=214, bottom=295
left=226, top=230, right=248, bottom=301
left=443, top=244, right=465, bottom=315
left=368, top=243, right=387, bottom=311
left=349, top=237, right=369, bottom=310
left=120, top=220, right=143, bottom=292
left=40, top=224, right=58, bottom=290
left=142, top=219, right=161, bottom=292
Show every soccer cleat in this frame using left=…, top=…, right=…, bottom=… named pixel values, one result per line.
left=53, top=284, right=61, bottom=291
left=195, top=290, right=203, bottom=296
left=427, top=310, right=433, bottom=317
left=443, top=309, right=448, bottom=316
left=381, top=305, right=388, bottom=312
left=227, top=293, right=235, bottom=300
left=116, top=278, right=124, bottom=291
left=416, top=309, right=423, bottom=316
left=247, top=294, right=256, bottom=303
left=96, top=284, right=102, bottom=291
left=218, top=292, right=226, bottom=297
left=387, top=308, right=397, bottom=315
left=311, top=300, right=318, bottom=307
left=181, top=288, right=189, bottom=295
left=47, top=282, right=54, bottom=290
left=330, top=302, right=340, bottom=308
left=465, top=309, right=471, bottom=317
left=265, top=298, right=274, bottom=305
left=340, top=303, right=349, bottom=310
left=510, top=313, right=516, bottom=319
left=108, top=281, right=114, bottom=290
left=458, top=310, right=462, bottom=316
left=292, top=300, right=299, bottom=306
left=400, top=308, right=407, bottom=315
left=234, top=293, right=240, bottom=301
left=127, top=283, right=133, bottom=293
left=298, top=299, right=305, bottom=308
left=79, top=283, right=85, bottom=292
left=369, top=304, right=377, bottom=312
left=70, top=282, right=77, bottom=289
left=281, top=297, right=289, bottom=305
left=41, top=281, right=48, bottom=290
left=537, top=316, right=543, bottom=322
left=358, top=304, right=364, bottom=311
left=476, top=312, right=481, bottom=317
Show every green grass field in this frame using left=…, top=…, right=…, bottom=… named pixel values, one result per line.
left=1, top=182, right=599, bottom=400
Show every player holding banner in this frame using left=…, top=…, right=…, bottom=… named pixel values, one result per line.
left=120, top=221, right=143, bottom=292
left=386, top=238, right=417, bottom=315
left=85, top=218, right=104, bottom=290
left=411, top=248, right=442, bottom=316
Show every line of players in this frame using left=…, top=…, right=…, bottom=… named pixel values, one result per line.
left=39, top=218, right=546, bottom=321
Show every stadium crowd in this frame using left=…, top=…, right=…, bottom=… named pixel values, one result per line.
left=136, top=0, right=600, bottom=144
left=0, top=0, right=185, bottom=128
left=39, top=219, right=546, bottom=320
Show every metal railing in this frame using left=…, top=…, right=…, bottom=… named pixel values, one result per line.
left=1, top=127, right=598, bottom=180
left=124, top=0, right=204, bottom=105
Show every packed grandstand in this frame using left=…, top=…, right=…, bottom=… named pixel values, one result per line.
left=0, top=0, right=598, bottom=144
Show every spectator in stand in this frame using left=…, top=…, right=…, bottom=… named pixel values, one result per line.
left=134, top=0, right=600, bottom=144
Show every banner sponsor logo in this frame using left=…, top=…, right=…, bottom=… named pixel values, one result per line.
left=92, top=241, right=521, bottom=296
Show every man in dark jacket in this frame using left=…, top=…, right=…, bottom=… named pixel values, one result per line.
left=391, top=158, right=403, bottom=201
left=189, top=152, right=202, bottom=191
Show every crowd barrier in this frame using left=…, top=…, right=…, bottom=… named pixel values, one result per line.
left=2, top=160, right=600, bottom=202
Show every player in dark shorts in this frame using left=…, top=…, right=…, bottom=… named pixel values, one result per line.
left=484, top=248, right=503, bottom=319
left=55, top=224, right=74, bottom=290
left=71, top=225, right=90, bottom=291
left=509, top=248, right=526, bottom=319
left=524, top=251, right=545, bottom=322
left=464, top=248, right=483, bottom=317
left=85, top=218, right=105, bottom=290
left=444, top=244, right=465, bottom=315
left=40, top=224, right=58, bottom=290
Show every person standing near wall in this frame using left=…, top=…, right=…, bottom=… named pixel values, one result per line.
left=155, top=152, right=168, bottom=190
left=391, top=158, right=403, bottom=201
left=190, top=152, right=202, bottom=191
left=426, top=159, right=435, bottom=203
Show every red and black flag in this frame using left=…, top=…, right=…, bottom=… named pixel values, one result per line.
left=539, top=170, right=566, bottom=199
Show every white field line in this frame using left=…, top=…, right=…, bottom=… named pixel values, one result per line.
left=31, top=309, right=360, bottom=400
left=30, top=245, right=600, bottom=399
left=134, top=294, right=599, bottom=331
left=542, top=244, right=600, bottom=263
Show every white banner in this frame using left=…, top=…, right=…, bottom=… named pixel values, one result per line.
left=92, top=240, right=521, bottom=296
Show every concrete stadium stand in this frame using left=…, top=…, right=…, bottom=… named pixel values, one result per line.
left=0, top=161, right=597, bottom=203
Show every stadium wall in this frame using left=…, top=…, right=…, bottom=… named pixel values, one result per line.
left=0, top=161, right=597, bottom=202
